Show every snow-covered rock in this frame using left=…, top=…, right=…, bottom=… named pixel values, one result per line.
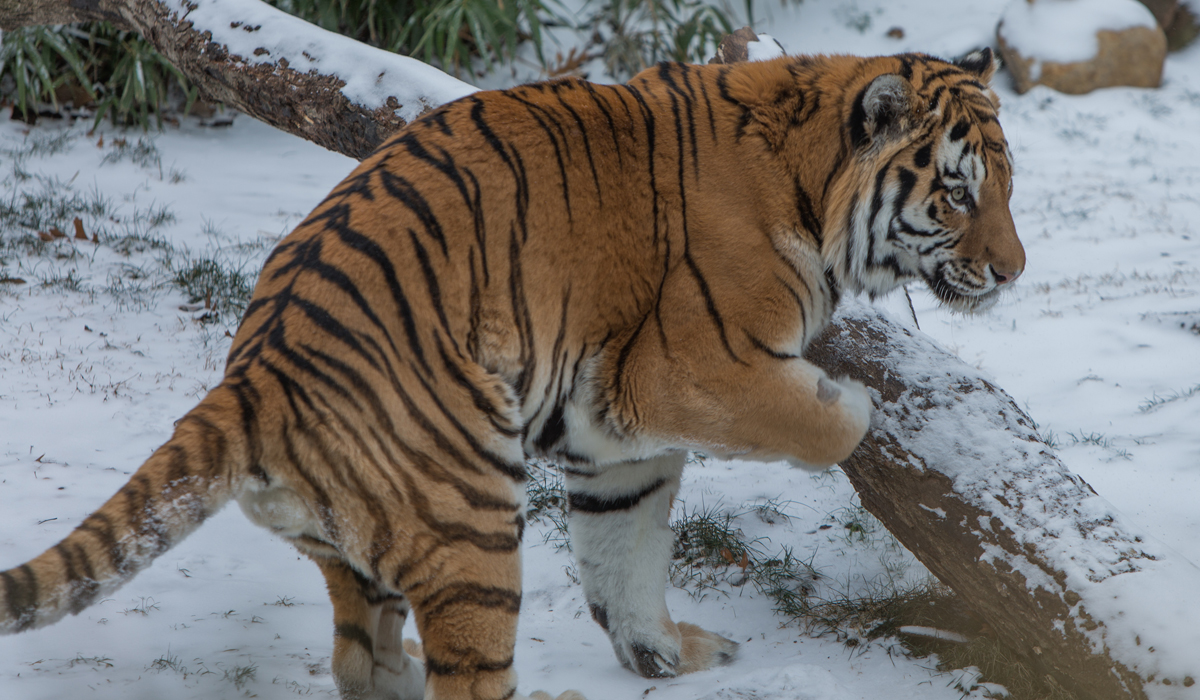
left=996, top=0, right=1167, bottom=94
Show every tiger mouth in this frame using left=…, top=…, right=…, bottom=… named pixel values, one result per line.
left=924, top=272, right=1001, bottom=314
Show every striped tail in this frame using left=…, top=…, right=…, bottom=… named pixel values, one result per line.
left=0, top=382, right=252, bottom=634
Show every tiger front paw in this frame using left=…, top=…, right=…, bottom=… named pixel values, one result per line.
left=788, top=376, right=871, bottom=471
left=828, top=375, right=871, bottom=439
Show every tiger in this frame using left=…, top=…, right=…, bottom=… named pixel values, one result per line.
left=0, top=47, right=1023, bottom=700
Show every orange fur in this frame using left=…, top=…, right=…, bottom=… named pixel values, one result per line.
left=1, top=51, right=1022, bottom=699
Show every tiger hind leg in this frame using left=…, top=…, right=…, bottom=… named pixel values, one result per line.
left=316, top=557, right=424, bottom=700
left=566, top=452, right=738, bottom=678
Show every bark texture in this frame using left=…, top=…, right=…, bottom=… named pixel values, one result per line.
left=807, top=302, right=1200, bottom=700
left=0, top=0, right=444, bottom=159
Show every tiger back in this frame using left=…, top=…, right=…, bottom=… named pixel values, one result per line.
left=1, top=49, right=1023, bottom=700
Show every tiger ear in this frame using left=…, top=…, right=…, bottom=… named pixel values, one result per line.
left=850, top=73, right=916, bottom=151
left=955, top=47, right=998, bottom=84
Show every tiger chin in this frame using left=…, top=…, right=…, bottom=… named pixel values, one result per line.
left=1, top=47, right=1022, bottom=700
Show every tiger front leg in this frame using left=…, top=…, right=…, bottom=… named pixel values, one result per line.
left=566, top=453, right=738, bottom=678
left=611, top=333, right=873, bottom=470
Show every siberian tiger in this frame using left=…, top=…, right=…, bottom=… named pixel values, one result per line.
left=0, top=48, right=1023, bottom=700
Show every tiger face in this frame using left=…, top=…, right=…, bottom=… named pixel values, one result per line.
left=828, top=49, right=1025, bottom=313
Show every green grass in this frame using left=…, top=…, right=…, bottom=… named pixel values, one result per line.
left=1, top=1, right=754, bottom=126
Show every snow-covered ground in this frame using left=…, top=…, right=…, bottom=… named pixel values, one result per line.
left=2, top=1, right=1199, bottom=699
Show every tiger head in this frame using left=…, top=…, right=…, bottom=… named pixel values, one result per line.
left=827, top=49, right=1025, bottom=313
left=730, top=49, right=1026, bottom=314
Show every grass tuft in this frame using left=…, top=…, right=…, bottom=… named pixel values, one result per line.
left=1139, top=383, right=1200, bottom=413
left=222, top=662, right=258, bottom=690
left=166, top=252, right=256, bottom=322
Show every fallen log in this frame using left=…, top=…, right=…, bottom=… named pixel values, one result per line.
left=806, top=301, right=1200, bottom=699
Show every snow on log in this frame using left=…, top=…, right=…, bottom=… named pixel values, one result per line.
left=0, top=0, right=477, bottom=158
left=806, top=301, right=1200, bottom=700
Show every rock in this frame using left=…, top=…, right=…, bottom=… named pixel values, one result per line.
left=997, top=0, right=1168, bottom=94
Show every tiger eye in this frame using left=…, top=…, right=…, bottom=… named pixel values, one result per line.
left=950, top=186, right=967, bottom=202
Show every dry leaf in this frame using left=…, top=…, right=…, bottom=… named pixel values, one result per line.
left=48, top=226, right=66, bottom=239
left=73, top=217, right=87, bottom=240
left=37, top=231, right=55, bottom=242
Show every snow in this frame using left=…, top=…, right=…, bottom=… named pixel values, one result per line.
left=3, top=1, right=1200, bottom=699
left=747, top=34, right=787, bottom=61
left=171, top=0, right=477, bottom=121
left=999, top=0, right=1159, bottom=67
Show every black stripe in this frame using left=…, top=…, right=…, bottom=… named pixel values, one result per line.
left=745, top=331, right=799, bottom=359
left=462, top=166, right=489, bottom=284
left=407, top=228, right=456, bottom=351
left=378, top=169, right=449, bottom=258
left=867, top=164, right=891, bottom=236
left=55, top=543, right=100, bottom=613
left=914, top=143, right=932, bottom=168
left=434, top=335, right=518, bottom=437
left=949, top=118, right=971, bottom=141
left=698, top=73, right=717, bottom=141
left=534, top=403, right=566, bottom=452
left=843, top=190, right=860, bottom=279
left=822, top=145, right=847, bottom=202
left=793, top=176, right=822, bottom=244
left=424, top=583, right=522, bottom=620
left=619, top=84, right=660, bottom=244
left=469, top=98, right=529, bottom=242
left=331, top=218, right=432, bottom=377
left=424, top=652, right=514, bottom=676
left=288, top=291, right=381, bottom=372
left=659, top=63, right=700, bottom=180
left=407, top=361, right=527, bottom=482
left=397, top=133, right=473, bottom=214
left=1, top=565, right=38, bottom=630
left=508, top=224, right=535, bottom=402
left=774, top=273, right=808, bottom=332
left=78, top=512, right=123, bottom=575
left=895, top=168, right=918, bottom=211
left=583, top=83, right=623, bottom=167
left=849, top=82, right=871, bottom=149
left=121, top=474, right=170, bottom=555
left=552, top=84, right=604, bottom=204
left=335, top=622, right=375, bottom=657
left=504, top=92, right=574, bottom=223
left=685, top=254, right=742, bottom=364
left=279, top=421, right=341, bottom=542
left=568, top=478, right=668, bottom=513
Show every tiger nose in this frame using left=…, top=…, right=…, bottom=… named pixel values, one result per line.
left=992, top=266, right=1022, bottom=285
